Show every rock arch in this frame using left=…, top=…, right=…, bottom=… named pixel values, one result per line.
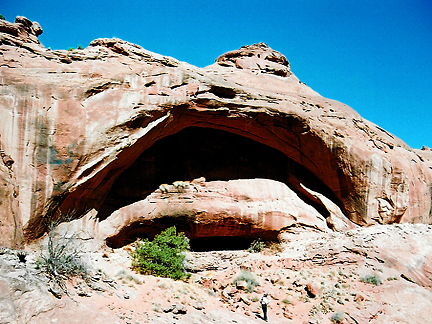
left=0, top=21, right=428, bottom=247
left=26, top=108, right=358, bottom=245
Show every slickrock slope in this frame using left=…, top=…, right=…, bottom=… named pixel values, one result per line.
left=0, top=16, right=431, bottom=248
left=2, top=224, right=432, bottom=324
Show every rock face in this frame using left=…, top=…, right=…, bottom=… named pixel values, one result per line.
left=102, top=178, right=355, bottom=248
left=0, top=153, right=21, bottom=248
left=0, top=17, right=432, bottom=247
left=0, top=16, right=42, bottom=45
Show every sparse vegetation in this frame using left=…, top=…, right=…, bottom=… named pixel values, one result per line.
left=36, top=220, right=89, bottom=293
left=309, top=301, right=333, bottom=316
left=131, top=226, right=191, bottom=281
left=263, top=240, right=283, bottom=254
left=0, top=14, right=5, bottom=20
left=77, top=45, right=84, bottom=50
left=360, top=274, right=382, bottom=286
left=233, top=269, right=260, bottom=292
left=173, top=181, right=190, bottom=192
left=68, top=47, right=74, bottom=51
left=206, top=288, right=217, bottom=297
left=250, top=295, right=259, bottom=302
left=247, top=239, right=265, bottom=253
left=116, top=269, right=143, bottom=284
left=330, top=311, right=346, bottom=323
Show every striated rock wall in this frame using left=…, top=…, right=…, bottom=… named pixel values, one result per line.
left=0, top=17, right=431, bottom=247
left=0, top=143, right=22, bottom=248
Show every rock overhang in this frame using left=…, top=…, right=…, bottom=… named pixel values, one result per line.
left=93, top=127, right=355, bottom=248
left=0, top=16, right=431, bottom=248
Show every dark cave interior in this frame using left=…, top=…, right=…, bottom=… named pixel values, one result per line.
left=100, top=127, right=341, bottom=250
left=189, top=236, right=260, bottom=252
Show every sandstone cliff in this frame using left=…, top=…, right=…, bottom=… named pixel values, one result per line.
left=0, top=17, right=431, bottom=248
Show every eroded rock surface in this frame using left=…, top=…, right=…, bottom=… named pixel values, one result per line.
left=102, top=178, right=356, bottom=248
left=0, top=137, right=22, bottom=248
left=2, top=224, right=432, bottom=324
left=0, top=16, right=431, bottom=247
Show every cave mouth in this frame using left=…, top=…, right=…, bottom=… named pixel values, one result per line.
left=98, top=126, right=341, bottom=221
left=105, top=216, right=281, bottom=250
left=100, top=126, right=343, bottom=249
left=189, top=237, right=256, bottom=252
left=109, top=228, right=259, bottom=252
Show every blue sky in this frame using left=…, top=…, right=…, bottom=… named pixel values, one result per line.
left=3, top=0, right=432, bottom=148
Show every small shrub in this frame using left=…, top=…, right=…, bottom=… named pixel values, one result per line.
left=0, top=14, right=5, bottom=20
left=247, top=239, right=265, bottom=253
left=282, top=298, right=291, bottom=304
left=131, top=226, right=190, bottom=281
left=309, top=301, right=333, bottom=316
left=159, top=183, right=170, bottom=193
left=250, top=295, right=259, bottom=302
left=206, top=288, right=216, bottom=297
left=173, top=181, right=190, bottom=192
left=152, top=303, right=161, bottom=312
left=68, top=47, right=74, bottom=51
left=233, top=270, right=260, bottom=292
left=330, top=311, right=345, bottom=323
left=264, top=240, right=283, bottom=254
left=37, top=223, right=88, bottom=292
left=360, top=274, right=382, bottom=286
left=116, top=269, right=142, bottom=284
left=77, top=45, right=83, bottom=50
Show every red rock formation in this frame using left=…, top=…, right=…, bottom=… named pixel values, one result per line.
left=0, top=17, right=431, bottom=247
left=102, top=178, right=355, bottom=248
left=0, top=16, right=42, bottom=45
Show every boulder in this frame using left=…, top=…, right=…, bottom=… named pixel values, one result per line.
left=0, top=16, right=42, bottom=45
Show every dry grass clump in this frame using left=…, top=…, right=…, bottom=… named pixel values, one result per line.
left=233, top=270, right=260, bottom=292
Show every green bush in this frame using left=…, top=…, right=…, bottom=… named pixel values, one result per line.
left=247, top=239, right=265, bottom=253
left=0, top=15, right=5, bottom=20
left=360, top=274, right=382, bottom=286
left=131, top=226, right=190, bottom=281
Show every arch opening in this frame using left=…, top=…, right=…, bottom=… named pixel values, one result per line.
left=99, top=126, right=346, bottom=249
left=189, top=237, right=255, bottom=252
left=105, top=216, right=278, bottom=251
left=98, top=127, right=341, bottom=221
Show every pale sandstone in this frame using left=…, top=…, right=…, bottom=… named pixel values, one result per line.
left=2, top=224, right=432, bottom=324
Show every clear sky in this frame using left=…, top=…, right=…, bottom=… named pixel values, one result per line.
left=3, top=0, right=432, bottom=148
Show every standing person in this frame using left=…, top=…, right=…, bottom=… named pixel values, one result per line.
left=260, top=293, right=270, bottom=322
